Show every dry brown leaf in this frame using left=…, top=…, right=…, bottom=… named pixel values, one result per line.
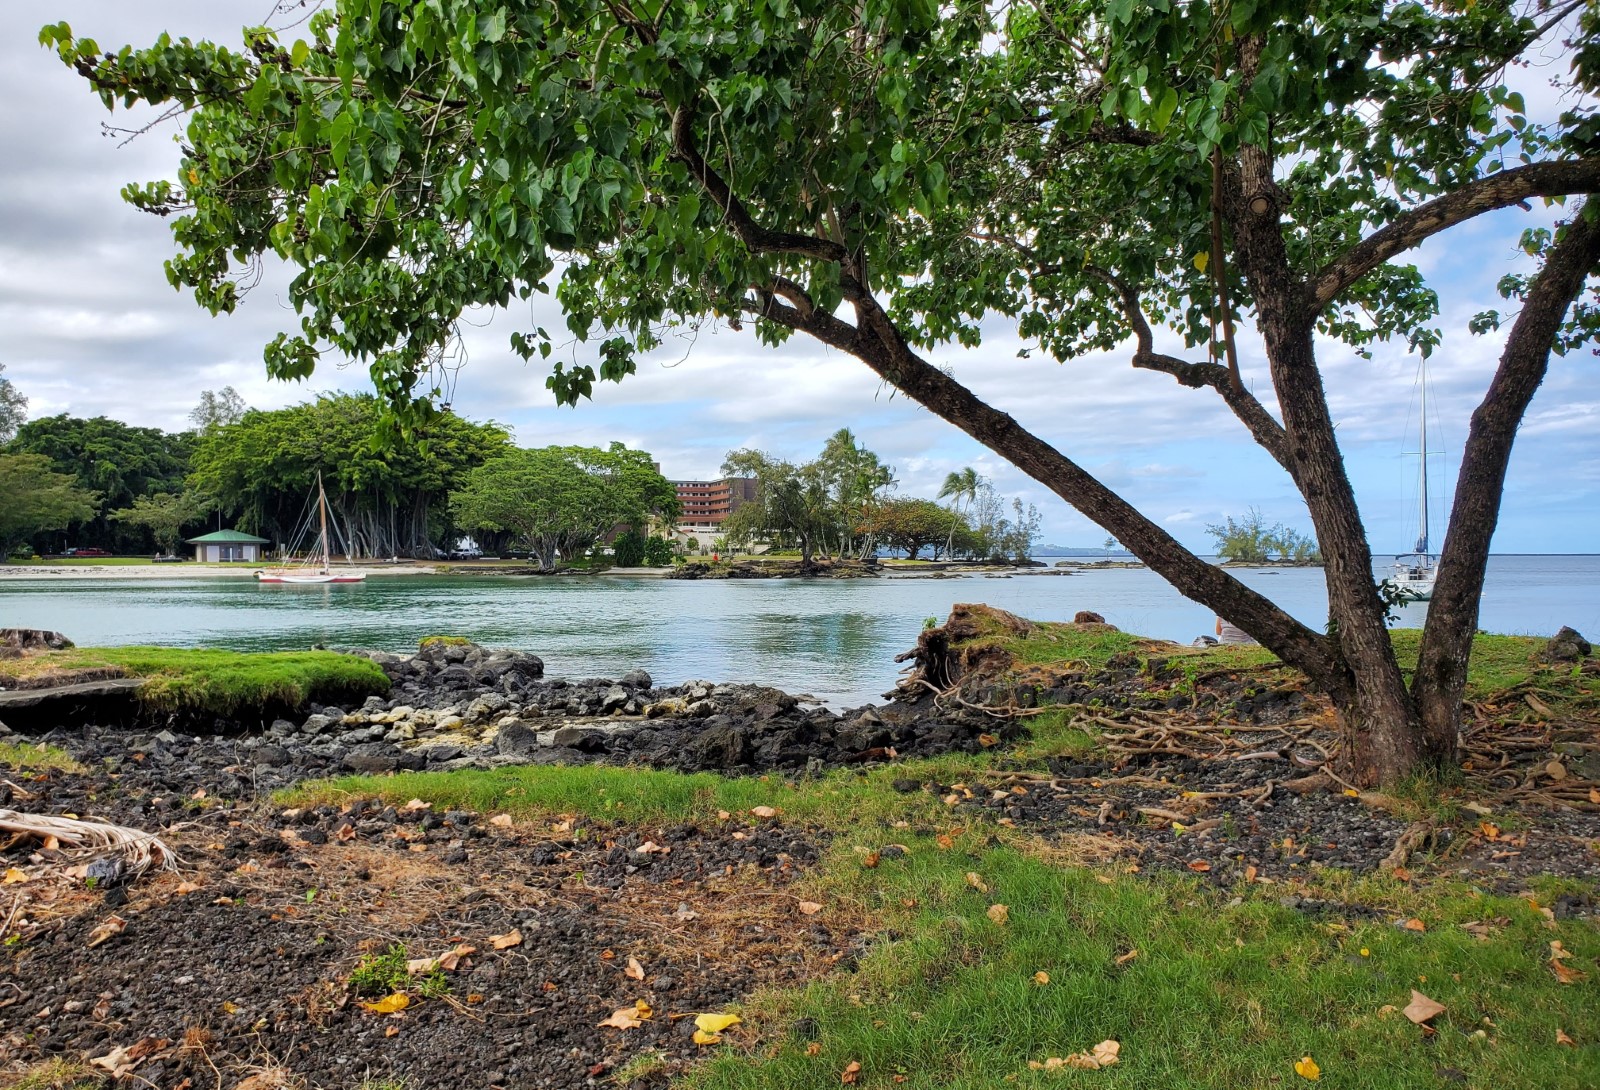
left=1556, top=1027, right=1576, bottom=1047
left=1402, top=917, right=1426, bottom=932
left=1028, top=1040, right=1120, bottom=1072
left=1479, top=821, right=1501, bottom=840
left=1590, top=788, right=1600, bottom=805
left=1033, top=971, right=1050, bottom=985
left=384, top=1024, right=400, bottom=1038
left=860, top=852, right=881, bottom=869
left=751, top=805, right=778, bottom=819
left=1187, top=859, right=1212, bottom=873
left=402, top=798, right=431, bottom=812
left=87, top=915, right=127, bottom=948
left=490, top=929, right=523, bottom=950
left=600, top=948, right=616, bottom=959
left=1402, top=990, right=1446, bottom=1024
left=1243, top=865, right=1258, bottom=883
left=625, top=957, right=646, bottom=981
left=335, top=823, right=356, bottom=843
left=1550, top=958, right=1587, bottom=984
left=490, top=813, right=514, bottom=828
left=806, top=1042, right=823, bottom=1057
left=965, top=872, right=990, bottom=893
left=1545, top=760, right=1568, bottom=781
left=986, top=903, right=1010, bottom=925
left=437, top=945, right=475, bottom=972
left=1114, top=949, right=1139, bottom=966
left=1550, top=940, right=1574, bottom=959
left=840, top=1060, right=862, bottom=1084
left=597, top=1007, right=643, bottom=1030
left=798, top=901, right=824, bottom=916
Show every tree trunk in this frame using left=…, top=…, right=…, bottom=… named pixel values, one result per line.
left=1413, top=204, right=1600, bottom=756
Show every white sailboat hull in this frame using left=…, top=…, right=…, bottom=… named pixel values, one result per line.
left=1391, top=562, right=1435, bottom=601
left=256, top=572, right=366, bottom=584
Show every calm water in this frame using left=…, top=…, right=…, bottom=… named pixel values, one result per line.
left=1, top=555, right=1595, bottom=707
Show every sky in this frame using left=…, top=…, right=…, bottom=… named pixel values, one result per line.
left=1, top=3, right=1595, bottom=553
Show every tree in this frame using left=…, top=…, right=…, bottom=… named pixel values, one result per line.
left=861, top=497, right=953, bottom=561
left=450, top=444, right=677, bottom=571
left=9, top=414, right=192, bottom=551
left=108, top=491, right=213, bottom=555
left=1208, top=509, right=1321, bottom=564
left=189, top=387, right=248, bottom=432
left=721, top=449, right=835, bottom=565
left=50, top=4, right=1600, bottom=784
left=938, top=467, right=983, bottom=560
left=188, top=394, right=508, bottom=557
left=817, top=428, right=896, bottom=557
left=0, top=454, right=98, bottom=560
left=0, top=363, right=26, bottom=445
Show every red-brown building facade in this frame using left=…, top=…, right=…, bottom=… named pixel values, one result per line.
left=672, top=477, right=757, bottom=531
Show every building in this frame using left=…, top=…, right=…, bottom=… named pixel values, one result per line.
left=186, top=529, right=269, bottom=563
left=672, top=477, right=757, bottom=531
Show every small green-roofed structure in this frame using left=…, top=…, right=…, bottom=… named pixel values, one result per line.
left=186, top=528, right=269, bottom=563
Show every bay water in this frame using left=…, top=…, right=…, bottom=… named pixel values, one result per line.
left=1, top=555, right=1594, bottom=707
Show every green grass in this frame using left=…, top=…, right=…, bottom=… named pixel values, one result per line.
left=287, top=754, right=1600, bottom=1090
left=0, top=647, right=388, bottom=715
left=2, top=557, right=155, bottom=567
left=1, top=1059, right=104, bottom=1090
left=0, top=741, right=83, bottom=772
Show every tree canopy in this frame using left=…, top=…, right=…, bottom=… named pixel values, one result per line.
left=449, top=443, right=677, bottom=569
left=0, top=453, right=99, bottom=560
left=188, top=393, right=509, bottom=556
left=47, top=2, right=1600, bottom=783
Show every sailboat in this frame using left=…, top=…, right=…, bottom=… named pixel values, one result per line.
left=1391, top=361, right=1437, bottom=602
left=255, top=473, right=366, bottom=585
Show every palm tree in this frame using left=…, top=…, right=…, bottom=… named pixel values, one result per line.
left=937, top=467, right=982, bottom=560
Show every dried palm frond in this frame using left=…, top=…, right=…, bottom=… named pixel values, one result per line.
left=0, top=808, right=178, bottom=877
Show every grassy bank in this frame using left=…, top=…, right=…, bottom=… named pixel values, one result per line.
left=282, top=616, right=1599, bottom=1090
left=285, top=755, right=1598, bottom=1089
left=0, top=647, right=388, bottom=715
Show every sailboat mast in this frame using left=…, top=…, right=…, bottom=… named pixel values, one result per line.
left=1417, top=363, right=1430, bottom=556
left=317, top=471, right=330, bottom=574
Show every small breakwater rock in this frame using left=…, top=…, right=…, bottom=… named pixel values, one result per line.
left=25, top=640, right=1003, bottom=798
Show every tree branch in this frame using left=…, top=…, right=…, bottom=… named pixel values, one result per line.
left=671, top=105, right=849, bottom=264
left=1083, top=265, right=1291, bottom=467
left=1310, top=159, right=1600, bottom=312
left=1412, top=199, right=1600, bottom=751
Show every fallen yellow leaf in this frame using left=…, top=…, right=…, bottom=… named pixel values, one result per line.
left=840, top=1060, right=862, bottom=1084
left=2, top=868, right=27, bottom=885
left=694, top=1013, right=742, bottom=1034
left=360, top=993, right=410, bottom=1014
left=1294, top=1055, right=1321, bottom=1081
left=1033, top=971, right=1050, bottom=985
left=692, top=1029, right=724, bottom=1045
left=986, top=903, right=1010, bottom=925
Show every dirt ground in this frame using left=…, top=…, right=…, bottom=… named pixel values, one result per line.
left=2, top=764, right=856, bottom=1090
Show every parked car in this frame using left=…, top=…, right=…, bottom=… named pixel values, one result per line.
left=64, top=547, right=113, bottom=558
